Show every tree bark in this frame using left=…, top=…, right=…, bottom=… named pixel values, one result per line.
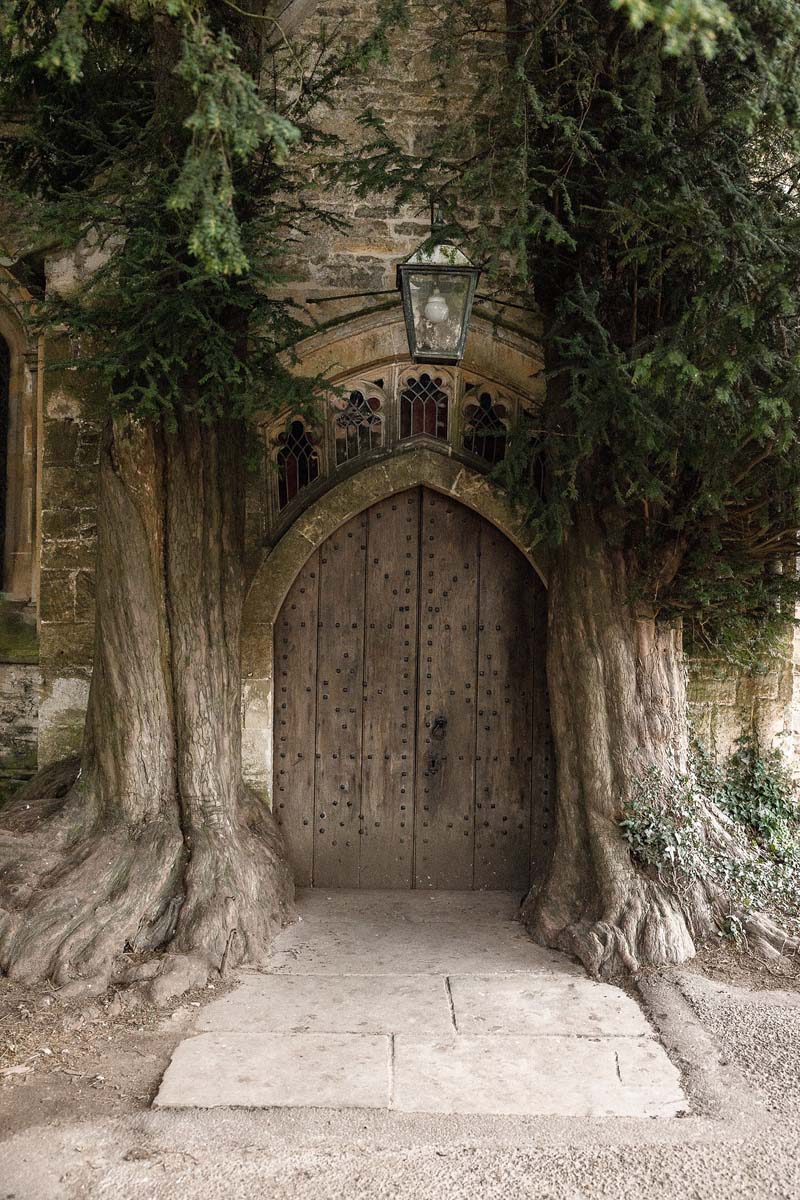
left=0, top=413, right=293, bottom=993
left=525, top=506, right=718, bottom=976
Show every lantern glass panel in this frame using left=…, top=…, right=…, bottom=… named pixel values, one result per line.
left=405, top=270, right=474, bottom=360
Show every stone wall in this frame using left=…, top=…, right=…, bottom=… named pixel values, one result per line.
left=0, top=599, right=40, bottom=803
left=36, top=337, right=97, bottom=764
left=275, top=0, right=506, bottom=324
left=688, top=626, right=800, bottom=768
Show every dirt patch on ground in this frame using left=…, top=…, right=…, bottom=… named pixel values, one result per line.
left=0, top=975, right=230, bottom=1137
left=688, top=936, right=800, bottom=992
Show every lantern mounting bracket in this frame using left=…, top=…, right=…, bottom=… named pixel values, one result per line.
left=306, top=288, right=398, bottom=305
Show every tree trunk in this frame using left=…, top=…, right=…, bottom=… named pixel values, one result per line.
left=0, top=413, right=293, bottom=993
left=525, top=506, right=718, bottom=976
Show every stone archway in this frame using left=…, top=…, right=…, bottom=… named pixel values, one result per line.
left=241, top=448, right=555, bottom=889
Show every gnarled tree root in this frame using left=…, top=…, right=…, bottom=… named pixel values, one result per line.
left=525, top=870, right=798, bottom=979
left=0, top=764, right=294, bottom=1000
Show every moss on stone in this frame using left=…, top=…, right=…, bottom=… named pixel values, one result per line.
left=0, top=598, right=39, bottom=664
left=0, top=748, right=38, bottom=810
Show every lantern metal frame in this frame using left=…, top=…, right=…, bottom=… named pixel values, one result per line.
left=396, top=216, right=481, bottom=365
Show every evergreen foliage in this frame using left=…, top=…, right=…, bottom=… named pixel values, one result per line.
left=0, top=0, right=398, bottom=423
left=345, top=0, right=800, bottom=650
left=2, top=0, right=799, bottom=644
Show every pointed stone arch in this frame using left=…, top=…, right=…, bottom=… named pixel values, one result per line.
left=241, top=446, right=548, bottom=804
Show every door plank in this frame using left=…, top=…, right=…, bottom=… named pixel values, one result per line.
left=273, top=553, right=319, bottom=886
left=474, top=525, right=535, bottom=890
left=530, top=583, right=556, bottom=888
left=413, top=489, right=480, bottom=888
left=313, top=512, right=367, bottom=887
left=359, top=491, right=420, bottom=887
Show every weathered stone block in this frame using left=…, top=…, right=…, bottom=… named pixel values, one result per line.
left=44, top=419, right=79, bottom=466
left=43, top=465, right=99, bottom=510
left=74, top=571, right=96, bottom=623
left=0, top=661, right=41, bottom=800
left=687, top=674, right=737, bottom=707
left=314, top=258, right=388, bottom=292
left=45, top=381, right=83, bottom=422
left=39, top=622, right=94, bottom=672
left=241, top=623, right=273, bottom=678
left=44, top=537, right=97, bottom=571
left=76, top=428, right=101, bottom=467
left=39, top=570, right=76, bottom=623
left=41, top=505, right=97, bottom=542
left=0, top=599, right=39, bottom=664
left=38, top=673, right=90, bottom=765
left=242, top=677, right=272, bottom=802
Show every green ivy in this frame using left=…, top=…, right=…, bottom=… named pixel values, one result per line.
left=621, top=737, right=800, bottom=936
left=718, top=738, right=799, bottom=856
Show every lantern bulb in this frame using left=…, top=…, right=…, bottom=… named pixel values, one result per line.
left=424, top=286, right=449, bottom=324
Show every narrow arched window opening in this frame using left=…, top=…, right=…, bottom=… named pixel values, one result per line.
left=399, top=372, right=449, bottom=441
left=276, top=420, right=320, bottom=510
left=463, top=390, right=508, bottom=465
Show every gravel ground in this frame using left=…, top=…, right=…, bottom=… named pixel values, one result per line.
left=676, top=969, right=800, bottom=1119
left=2, top=954, right=799, bottom=1199
left=3, top=1106, right=799, bottom=1200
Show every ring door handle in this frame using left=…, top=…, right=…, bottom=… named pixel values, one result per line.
left=431, top=713, right=448, bottom=740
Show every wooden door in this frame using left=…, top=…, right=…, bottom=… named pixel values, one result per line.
left=272, top=486, right=541, bottom=889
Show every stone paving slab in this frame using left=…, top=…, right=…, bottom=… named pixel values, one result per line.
left=156, top=1030, right=686, bottom=1116
left=449, top=974, right=653, bottom=1038
left=155, top=892, right=688, bottom=1117
left=392, top=1036, right=686, bottom=1117
left=196, top=974, right=455, bottom=1036
left=613, top=1038, right=692, bottom=1113
left=266, top=890, right=577, bottom=977
left=155, top=1033, right=390, bottom=1109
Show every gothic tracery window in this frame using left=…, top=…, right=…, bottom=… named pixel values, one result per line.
left=333, top=388, right=384, bottom=466
left=463, top=389, right=509, bottom=466
left=275, top=420, right=320, bottom=510
left=263, top=368, right=526, bottom=531
left=399, top=371, right=450, bottom=441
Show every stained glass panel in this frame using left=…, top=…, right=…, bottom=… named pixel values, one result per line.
left=463, top=391, right=508, bottom=465
left=333, top=389, right=384, bottom=466
left=399, top=372, right=449, bottom=441
left=276, top=421, right=320, bottom=510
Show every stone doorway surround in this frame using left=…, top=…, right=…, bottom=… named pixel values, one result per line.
left=241, top=448, right=550, bottom=812
left=155, top=892, right=687, bottom=1117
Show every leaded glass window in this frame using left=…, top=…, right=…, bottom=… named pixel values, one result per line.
left=399, top=372, right=449, bottom=441
left=463, top=390, right=508, bottom=465
left=333, top=389, right=384, bottom=466
left=275, top=421, right=320, bottom=510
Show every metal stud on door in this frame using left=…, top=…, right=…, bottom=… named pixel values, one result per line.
left=413, top=490, right=479, bottom=889
left=360, top=492, right=421, bottom=887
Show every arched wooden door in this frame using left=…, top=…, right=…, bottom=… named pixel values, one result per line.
left=273, top=486, right=545, bottom=890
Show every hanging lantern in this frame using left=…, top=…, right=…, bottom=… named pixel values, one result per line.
left=396, top=210, right=481, bottom=365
